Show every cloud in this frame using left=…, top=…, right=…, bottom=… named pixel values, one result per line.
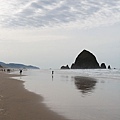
left=0, top=0, right=120, bottom=28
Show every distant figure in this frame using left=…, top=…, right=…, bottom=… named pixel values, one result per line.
left=20, top=70, right=22, bottom=75
left=52, top=71, right=54, bottom=75
left=52, top=71, right=54, bottom=81
left=7, top=69, right=11, bottom=73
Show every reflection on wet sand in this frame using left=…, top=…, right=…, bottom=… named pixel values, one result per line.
left=74, top=76, right=97, bottom=94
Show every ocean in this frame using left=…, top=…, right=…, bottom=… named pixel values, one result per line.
left=13, top=69, right=120, bottom=120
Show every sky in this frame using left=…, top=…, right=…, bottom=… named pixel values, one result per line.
left=0, top=0, right=120, bottom=69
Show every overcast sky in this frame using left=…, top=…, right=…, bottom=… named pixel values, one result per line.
left=0, top=0, right=120, bottom=69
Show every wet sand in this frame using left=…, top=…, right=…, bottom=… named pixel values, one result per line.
left=0, top=72, right=68, bottom=120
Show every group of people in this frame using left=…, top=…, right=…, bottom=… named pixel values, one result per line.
left=19, top=70, right=54, bottom=76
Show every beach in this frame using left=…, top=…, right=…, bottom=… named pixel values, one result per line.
left=1, top=69, right=120, bottom=120
left=0, top=72, right=68, bottom=120
left=21, top=69, right=120, bottom=120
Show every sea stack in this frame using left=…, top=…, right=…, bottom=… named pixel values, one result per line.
left=61, top=65, right=70, bottom=69
left=108, top=65, right=111, bottom=69
left=71, top=50, right=100, bottom=69
left=101, top=63, right=106, bottom=69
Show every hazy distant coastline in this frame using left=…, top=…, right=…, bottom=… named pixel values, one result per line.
left=0, top=61, right=39, bottom=69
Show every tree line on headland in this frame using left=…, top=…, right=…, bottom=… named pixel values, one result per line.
left=0, top=62, right=39, bottom=71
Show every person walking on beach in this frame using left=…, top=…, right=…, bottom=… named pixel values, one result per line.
left=52, top=71, right=54, bottom=75
left=20, top=69, right=22, bottom=75
left=51, top=71, right=54, bottom=80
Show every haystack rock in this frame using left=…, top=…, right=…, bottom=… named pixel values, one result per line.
left=71, top=50, right=100, bottom=69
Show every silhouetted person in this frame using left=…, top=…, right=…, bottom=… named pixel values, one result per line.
left=7, top=69, right=11, bottom=73
left=52, top=71, right=54, bottom=75
left=51, top=71, right=54, bottom=81
left=20, top=70, right=22, bottom=75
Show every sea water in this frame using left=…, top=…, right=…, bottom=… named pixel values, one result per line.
left=13, top=69, right=120, bottom=120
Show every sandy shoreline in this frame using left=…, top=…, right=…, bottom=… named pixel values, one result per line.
left=0, top=72, right=68, bottom=120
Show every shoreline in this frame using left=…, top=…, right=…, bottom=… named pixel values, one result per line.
left=0, top=72, right=68, bottom=120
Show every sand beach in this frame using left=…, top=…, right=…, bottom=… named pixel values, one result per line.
left=0, top=72, right=68, bottom=120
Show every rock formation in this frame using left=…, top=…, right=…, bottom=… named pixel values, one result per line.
left=101, top=63, right=106, bottom=69
left=71, top=50, right=100, bottom=69
left=108, top=65, right=111, bottom=69
left=61, top=65, right=70, bottom=69
left=0, top=65, right=3, bottom=68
